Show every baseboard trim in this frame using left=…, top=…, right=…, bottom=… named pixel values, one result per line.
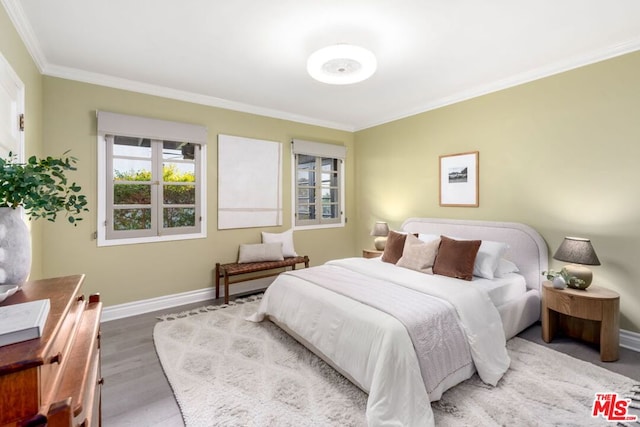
left=620, top=329, right=640, bottom=353
left=101, top=277, right=273, bottom=322
left=102, top=286, right=640, bottom=353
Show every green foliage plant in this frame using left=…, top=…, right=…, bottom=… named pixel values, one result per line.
left=0, top=151, right=88, bottom=225
left=542, top=268, right=585, bottom=288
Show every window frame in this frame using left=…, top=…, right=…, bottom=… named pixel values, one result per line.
left=96, top=112, right=207, bottom=246
left=291, top=140, right=346, bottom=230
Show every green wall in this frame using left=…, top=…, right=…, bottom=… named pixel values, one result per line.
left=355, top=51, right=640, bottom=333
left=39, top=77, right=355, bottom=306
left=0, top=5, right=44, bottom=279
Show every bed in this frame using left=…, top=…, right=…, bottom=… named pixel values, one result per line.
left=248, top=218, right=548, bottom=426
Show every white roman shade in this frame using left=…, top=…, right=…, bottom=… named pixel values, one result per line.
left=291, top=139, right=346, bottom=159
left=97, top=111, right=207, bottom=144
left=218, top=134, right=283, bottom=229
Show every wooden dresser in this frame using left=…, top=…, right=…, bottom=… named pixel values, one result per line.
left=0, top=275, right=102, bottom=426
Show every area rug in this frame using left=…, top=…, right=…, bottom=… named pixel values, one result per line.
left=153, top=298, right=638, bottom=426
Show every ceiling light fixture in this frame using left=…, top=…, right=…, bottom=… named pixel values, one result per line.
left=307, top=44, right=377, bottom=85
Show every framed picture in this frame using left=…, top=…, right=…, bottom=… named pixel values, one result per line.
left=439, top=151, right=479, bottom=207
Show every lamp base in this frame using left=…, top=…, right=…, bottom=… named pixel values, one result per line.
left=564, top=264, right=593, bottom=290
left=374, top=236, right=387, bottom=251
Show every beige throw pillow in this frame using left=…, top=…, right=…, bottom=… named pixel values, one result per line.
left=396, top=233, right=441, bottom=274
left=261, top=229, right=297, bottom=258
left=238, top=242, right=284, bottom=263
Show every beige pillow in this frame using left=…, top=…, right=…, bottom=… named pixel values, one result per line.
left=238, top=242, right=284, bottom=263
left=396, top=234, right=441, bottom=274
left=261, top=229, right=297, bottom=258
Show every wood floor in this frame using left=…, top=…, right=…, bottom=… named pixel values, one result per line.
left=100, top=295, right=640, bottom=427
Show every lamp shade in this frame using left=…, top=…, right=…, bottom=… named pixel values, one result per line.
left=370, top=222, right=389, bottom=237
left=553, top=237, right=600, bottom=266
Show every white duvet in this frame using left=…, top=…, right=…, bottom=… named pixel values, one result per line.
left=248, top=257, right=510, bottom=427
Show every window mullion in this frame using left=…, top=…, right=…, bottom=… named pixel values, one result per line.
left=315, top=157, right=323, bottom=225
left=152, top=139, right=162, bottom=236
left=105, top=135, right=115, bottom=230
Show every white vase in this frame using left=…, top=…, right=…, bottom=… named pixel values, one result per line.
left=552, top=275, right=567, bottom=289
left=0, top=207, right=32, bottom=286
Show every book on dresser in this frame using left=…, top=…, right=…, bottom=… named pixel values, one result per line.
left=0, top=298, right=50, bottom=347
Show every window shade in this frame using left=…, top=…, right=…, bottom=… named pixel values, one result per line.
left=218, top=134, right=283, bottom=229
left=291, top=139, right=346, bottom=159
left=97, top=111, right=207, bottom=144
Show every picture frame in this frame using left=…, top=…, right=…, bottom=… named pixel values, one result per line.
left=439, top=151, right=479, bottom=207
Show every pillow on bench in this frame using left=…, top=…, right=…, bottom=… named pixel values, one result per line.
left=261, top=229, right=298, bottom=258
left=238, top=242, right=284, bottom=263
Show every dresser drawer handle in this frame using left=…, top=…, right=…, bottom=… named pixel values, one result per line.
left=98, top=377, right=105, bottom=386
left=49, top=352, right=62, bottom=365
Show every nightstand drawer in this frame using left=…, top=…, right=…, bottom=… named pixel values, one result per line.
left=546, top=291, right=602, bottom=321
left=363, top=249, right=383, bottom=259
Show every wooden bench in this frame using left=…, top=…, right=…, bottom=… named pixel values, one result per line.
left=215, top=255, right=310, bottom=303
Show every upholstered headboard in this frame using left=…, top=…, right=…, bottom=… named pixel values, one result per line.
left=401, top=218, right=548, bottom=292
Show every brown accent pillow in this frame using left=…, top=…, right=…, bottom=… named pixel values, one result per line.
left=381, top=230, right=408, bottom=264
left=433, top=235, right=481, bottom=281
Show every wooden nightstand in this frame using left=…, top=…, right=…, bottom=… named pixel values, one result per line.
left=362, top=249, right=384, bottom=259
left=541, top=281, right=620, bottom=362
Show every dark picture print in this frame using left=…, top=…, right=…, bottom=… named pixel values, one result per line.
left=448, top=167, right=468, bottom=183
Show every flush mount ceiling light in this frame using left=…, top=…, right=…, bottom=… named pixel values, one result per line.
left=307, top=44, right=377, bottom=85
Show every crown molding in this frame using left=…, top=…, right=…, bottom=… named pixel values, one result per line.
left=355, top=36, right=640, bottom=131
left=44, top=64, right=355, bottom=132
left=1, top=0, right=47, bottom=72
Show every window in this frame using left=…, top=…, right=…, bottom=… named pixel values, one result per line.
left=292, top=139, right=346, bottom=228
left=97, top=112, right=207, bottom=246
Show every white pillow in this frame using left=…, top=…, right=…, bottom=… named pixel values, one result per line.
left=238, top=243, right=284, bottom=263
left=417, top=233, right=508, bottom=279
left=418, top=233, right=439, bottom=243
left=495, top=258, right=520, bottom=277
left=261, top=229, right=298, bottom=258
left=472, top=240, right=509, bottom=279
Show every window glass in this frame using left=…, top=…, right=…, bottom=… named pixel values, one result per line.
left=102, top=135, right=204, bottom=243
left=164, top=207, right=196, bottom=228
left=114, top=183, right=151, bottom=205
left=113, top=208, right=152, bottom=230
left=113, top=137, right=151, bottom=157
left=294, top=153, right=343, bottom=227
left=163, top=185, right=195, bottom=204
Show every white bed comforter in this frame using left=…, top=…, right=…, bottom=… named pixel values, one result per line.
left=248, top=257, right=510, bottom=427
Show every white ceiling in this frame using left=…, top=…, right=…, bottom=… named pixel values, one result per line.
left=4, top=0, right=640, bottom=131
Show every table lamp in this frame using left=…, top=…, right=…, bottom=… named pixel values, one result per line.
left=552, top=237, right=600, bottom=289
left=370, top=222, right=390, bottom=250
